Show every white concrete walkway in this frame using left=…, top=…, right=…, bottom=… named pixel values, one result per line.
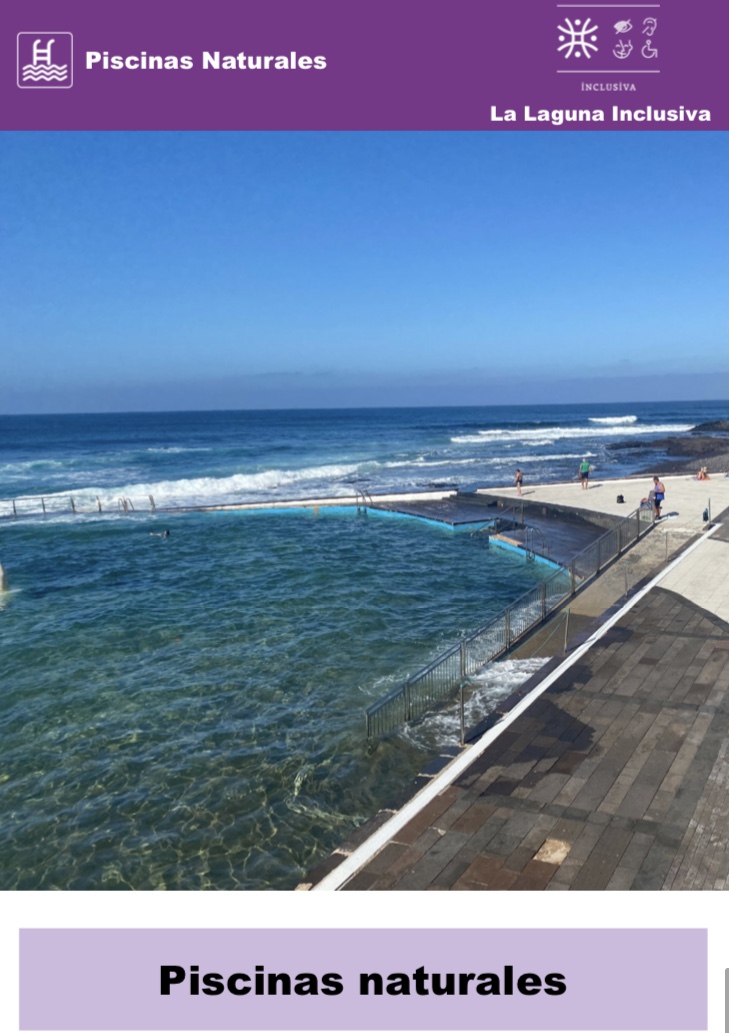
left=481, top=473, right=729, bottom=624
left=482, top=473, right=729, bottom=535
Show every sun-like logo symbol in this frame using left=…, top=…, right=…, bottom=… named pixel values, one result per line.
left=557, top=17, right=599, bottom=59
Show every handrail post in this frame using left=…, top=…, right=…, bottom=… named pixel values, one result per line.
left=460, top=681, right=466, bottom=747
left=540, top=581, right=547, bottom=619
left=460, top=640, right=466, bottom=680
left=570, top=560, right=576, bottom=595
left=505, top=608, right=511, bottom=648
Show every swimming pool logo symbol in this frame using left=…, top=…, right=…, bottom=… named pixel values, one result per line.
left=17, top=33, right=73, bottom=88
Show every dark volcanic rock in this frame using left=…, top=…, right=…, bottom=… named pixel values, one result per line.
left=609, top=435, right=729, bottom=457
left=655, top=435, right=729, bottom=456
left=636, top=450, right=729, bottom=476
left=607, top=441, right=648, bottom=451
left=691, top=419, right=729, bottom=433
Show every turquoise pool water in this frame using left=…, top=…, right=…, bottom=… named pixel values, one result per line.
left=0, top=506, right=551, bottom=889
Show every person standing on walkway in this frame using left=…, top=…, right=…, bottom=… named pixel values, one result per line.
left=579, top=458, right=591, bottom=489
left=514, top=468, right=523, bottom=496
left=652, top=476, right=665, bottom=520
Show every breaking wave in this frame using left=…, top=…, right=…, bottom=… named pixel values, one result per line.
left=451, top=423, right=692, bottom=445
left=4, top=463, right=362, bottom=514
left=589, top=415, right=638, bottom=425
left=403, top=658, right=549, bottom=749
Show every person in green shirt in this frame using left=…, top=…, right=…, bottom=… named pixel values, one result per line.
left=579, top=458, right=591, bottom=490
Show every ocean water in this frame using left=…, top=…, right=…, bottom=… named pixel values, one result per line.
left=0, top=402, right=722, bottom=889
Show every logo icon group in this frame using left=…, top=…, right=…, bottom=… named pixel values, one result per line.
left=17, top=32, right=73, bottom=88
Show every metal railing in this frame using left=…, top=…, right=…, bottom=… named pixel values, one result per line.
left=525, top=525, right=550, bottom=561
left=469, top=502, right=525, bottom=538
left=365, top=505, right=654, bottom=739
left=355, top=489, right=373, bottom=514
left=0, top=494, right=157, bottom=519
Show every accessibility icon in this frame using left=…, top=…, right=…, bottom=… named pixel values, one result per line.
left=613, top=39, right=633, bottom=59
left=557, top=17, right=599, bottom=59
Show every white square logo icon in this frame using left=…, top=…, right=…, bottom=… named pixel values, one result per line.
left=17, top=32, right=73, bottom=88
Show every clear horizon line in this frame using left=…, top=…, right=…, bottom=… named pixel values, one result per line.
left=2, top=398, right=728, bottom=419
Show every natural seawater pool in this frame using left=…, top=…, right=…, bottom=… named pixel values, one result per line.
left=0, top=506, right=555, bottom=889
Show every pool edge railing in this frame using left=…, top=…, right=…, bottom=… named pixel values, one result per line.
left=364, top=505, right=655, bottom=740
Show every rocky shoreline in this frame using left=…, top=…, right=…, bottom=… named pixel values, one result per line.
left=609, top=419, right=729, bottom=477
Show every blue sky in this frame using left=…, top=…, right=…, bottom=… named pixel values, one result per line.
left=1, top=131, right=728, bottom=412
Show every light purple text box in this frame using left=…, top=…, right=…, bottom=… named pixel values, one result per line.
left=20, top=928, right=707, bottom=1030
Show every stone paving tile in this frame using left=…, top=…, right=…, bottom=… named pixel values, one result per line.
left=459, top=854, right=505, bottom=885
left=512, top=860, right=559, bottom=890
left=449, top=799, right=499, bottom=834
left=362, top=827, right=444, bottom=887
left=326, top=571, right=729, bottom=891
left=619, top=831, right=654, bottom=871
left=359, top=842, right=410, bottom=876
left=431, top=856, right=472, bottom=889
left=570, top=825, right=633, bottom=890
left=391, top=787, right=462, bottom=845
left=616, top=750, right=677, bottom=819
left=340, top=870, right=380, bottom=890
left=392, top=831, right=474, bottom=890
left=504, top=845, right=537, bottom=873
left=605, top=866, right=639, bottom=890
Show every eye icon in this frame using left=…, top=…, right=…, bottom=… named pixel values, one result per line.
left=613, top=20, right=632, bottom=33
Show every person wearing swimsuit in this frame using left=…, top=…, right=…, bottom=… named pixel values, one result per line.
left=515, top=468, right=523, bottom=497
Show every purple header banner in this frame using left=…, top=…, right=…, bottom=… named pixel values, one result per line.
left=20, top=927, right=707, bottom=1030
left=1, top=0, right=727, bottom=130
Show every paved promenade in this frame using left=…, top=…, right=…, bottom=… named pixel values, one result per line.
left=306, top=478, right=729, bottom=892
left=489, top=471, right=729, bottom=532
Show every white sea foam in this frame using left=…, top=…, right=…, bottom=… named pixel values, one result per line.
left=412, top=452, right=599, bottom=468
left=7, top=462, right=363, bottom=512
left=0, top=459, right=68, bottom=474
left=588, top=415, right=638, bottom=425
left=511, top=452, right=597, bottom=462
left=144, top=446, right=213, bottom=454
left=386, top=457, right=482, bottom=469
left=403, top=657, right=549, bottom=748
left=451, top=423, right=692, bottom=445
